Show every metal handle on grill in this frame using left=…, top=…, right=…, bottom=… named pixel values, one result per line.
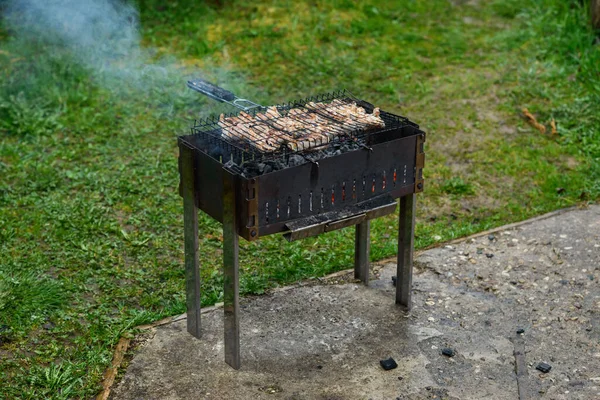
left=187, top=78, right=263, bottom=112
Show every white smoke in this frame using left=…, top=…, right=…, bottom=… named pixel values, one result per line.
left=1, top=0, right=258, bottom=119
left=5, top=0, right=154, bottom=79
left=1, top=0, right=204, bottom=115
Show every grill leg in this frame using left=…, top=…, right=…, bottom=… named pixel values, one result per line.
left=354, top=220, right=370, bottom=284
left=396, top=194, right=416, bottom=310
left=223, top=172, right=241, bottom=369
left=182, top=146, right=201, bottom=338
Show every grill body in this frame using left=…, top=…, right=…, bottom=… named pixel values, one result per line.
left=178, top=123, right=424, bottom=241
left=177, top=93, right=425, bottom=370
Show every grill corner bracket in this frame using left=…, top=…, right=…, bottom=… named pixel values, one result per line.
left=414, top=132, right=426, bottom=194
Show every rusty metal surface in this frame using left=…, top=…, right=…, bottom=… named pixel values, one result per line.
left=415, top=133, right=425, bottom=194
left=325, top=213, right=366, bottom=232
left=222, top=170, right=240, bottom=369
left=354, top=221, right=370, bottom=285
left=396, top=194, right=416, bottom=310
left=238, top=177, right=259, bottom=241
left=180, top=143, right=202, bottom=339
left=282, top=195, right=397, bottom=242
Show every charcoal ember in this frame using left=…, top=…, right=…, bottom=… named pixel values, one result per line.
left=273, top=160, right=286, bottom=170
left=219, top=135, right=367, bottom=178
left=263, top=161, right=279, bottom=174
left=263, top=165, right=273, bottom=174
left=224, top=160, right=243, bottom=174
left=304, top=154, right=321, bottom=164
left=287, top=154, right=306, bottom=167
left=242, top=162, right=261, bottom=177
left=254, top=163, right=265, bottom=174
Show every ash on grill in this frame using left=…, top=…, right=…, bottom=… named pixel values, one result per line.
left=179, top=79, right=425, bottom=370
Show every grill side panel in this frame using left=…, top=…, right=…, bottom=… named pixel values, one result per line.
left=179, top=126, right=424, bottom=241
left=178, top=138, right=225, bottom=223
left=256, top=129, right=421, bottom=236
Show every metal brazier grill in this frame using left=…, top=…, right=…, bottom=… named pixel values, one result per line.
left=178, top=80, right=425, bottom=369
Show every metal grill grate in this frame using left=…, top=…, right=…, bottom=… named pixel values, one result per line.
left=189, top=90, right=415, bottom=165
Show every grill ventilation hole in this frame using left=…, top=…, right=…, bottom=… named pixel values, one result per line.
left=309, top=191, right=313, bottom=212
left=265, top=202, right=269, bottom=224
left=320, top=188, right=324, bottom=209
left=342, top=182, right=346, bottom=201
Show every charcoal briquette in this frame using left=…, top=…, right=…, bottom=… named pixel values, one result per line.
left=243, top=163, right=261, bottom=177
left=288, top=154, right=306, bottom=167
left=536, top=362, right=552, bottom=373
left=441, top=348, right=455, bottom=357
left=380, top=357, right=398, bottom=370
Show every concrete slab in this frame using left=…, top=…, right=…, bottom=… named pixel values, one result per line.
left=112, top=205, right=600, bottom=400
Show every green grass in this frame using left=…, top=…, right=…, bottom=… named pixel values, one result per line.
left=1, top=0, right=598, bottom=397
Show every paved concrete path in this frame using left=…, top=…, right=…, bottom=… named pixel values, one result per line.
left=112, top=205, right=600, bottom=400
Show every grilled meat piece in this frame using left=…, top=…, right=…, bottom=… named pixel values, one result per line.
left=219, top=113, right=280, bottom=152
